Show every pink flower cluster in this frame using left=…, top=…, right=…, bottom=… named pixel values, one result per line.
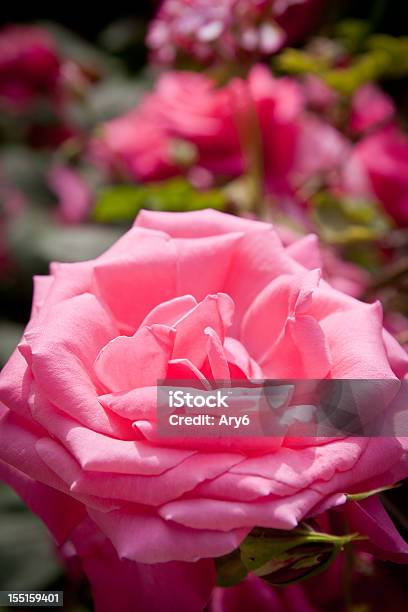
left=93, top=67, right=408, bottom=227
left=147, top=0, right=324, bottom=65
left=0, top=25, right=90, bottom=151
left=91, top=66, right=348, bottom=209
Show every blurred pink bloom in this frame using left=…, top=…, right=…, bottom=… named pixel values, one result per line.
left=90, top=70, right=244, bottom=181
left=302, top=74, right=338, bottom=111
left=0, top=25, right=61, bottom=111
left=47, top=165, right=92, bottom=223
left=295, top=115, right=350, bottom=186
left=342, top=126, right=408, bottom=226
left=92, top=65, right=345, bottom=204
left=147, top=0, right=324, bottom=65
left=350, top=84, right=395, bottom=135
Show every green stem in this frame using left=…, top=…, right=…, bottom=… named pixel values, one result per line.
left=233, top=83, right=265, bottom=218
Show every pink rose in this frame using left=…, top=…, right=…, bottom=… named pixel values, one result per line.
left=1, top=210, right=408, bottom=610
left=91, top=70, right=244, bottom=181
left=342, top=126, right=408, bottom=226
left=147, top=0, right=324, bottom=65
left=302, top=74, right=338, bottom=112
left=92, top=66, right=345, bottom=200
left=0, top=25, right=61, bottom=111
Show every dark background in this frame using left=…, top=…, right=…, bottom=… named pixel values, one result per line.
left=1, top=1, right=408, bottom=40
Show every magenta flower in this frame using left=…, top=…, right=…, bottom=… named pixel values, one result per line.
left=342, top=126, right=408, bottom=226
left=350, top=84, right=395, bottom=135
left=47, top=165, right=92, bottom=224
left=0, top=25, right=61, bottom=111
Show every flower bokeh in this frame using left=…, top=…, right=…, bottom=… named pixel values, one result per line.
left=0, top=25, right=61, bottom=111
left=147, top=0, right=325, bottom=65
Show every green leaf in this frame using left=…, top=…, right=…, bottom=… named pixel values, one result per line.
left=275, top=32, right=408, bottom=96
left=93, top=185, right=146, bottom=222
left=323, top=50, right=389, bottom=96
left=367, top=35, right=408, bottom=78
left=311, top=191, right=390, bottom=245
left=274, top=49, right=329, bottom=75
left=93, top=178, right=227, bottom=223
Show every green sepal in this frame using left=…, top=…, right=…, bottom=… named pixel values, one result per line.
left=346, top=483, right=401, bottom=502
left=215, top=549, right=248, bottom=588
left=239, top=525, right=366, bottom=587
